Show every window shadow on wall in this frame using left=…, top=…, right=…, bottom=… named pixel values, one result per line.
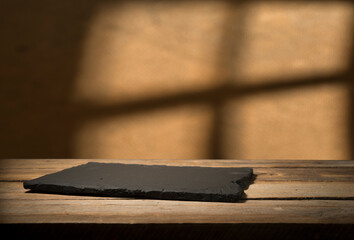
left=0, top=0, right=353, bottom=159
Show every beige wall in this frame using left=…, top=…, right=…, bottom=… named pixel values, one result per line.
left=0, top=0, right=353, bottom=159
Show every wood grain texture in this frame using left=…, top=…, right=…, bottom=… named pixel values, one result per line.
left=1, top=159, right=354, bottom=183
left=2, top=182, right=354, bottom=200
left=2, top=159, right=354, bottom=168
left=1, top=199, right=353, bottom=224
left=1, top=159, right=354, bottom=181
left=0, top=159, right=353, bottom=224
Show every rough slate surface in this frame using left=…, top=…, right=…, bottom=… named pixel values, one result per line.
left=23, top=162, right=253, bottom=202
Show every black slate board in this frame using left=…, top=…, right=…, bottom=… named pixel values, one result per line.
left=23, top=162, right=253, bottom=202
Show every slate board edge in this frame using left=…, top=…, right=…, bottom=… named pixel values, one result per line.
left=23, top=183, right=244, bottom=202
left=23, top=162, right=253, bottom=203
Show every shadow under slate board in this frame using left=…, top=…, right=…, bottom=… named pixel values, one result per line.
left=23, top=162, right=253, bottom=202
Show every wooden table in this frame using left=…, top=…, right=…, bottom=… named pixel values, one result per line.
left=1, top=159, right=354, bottom=239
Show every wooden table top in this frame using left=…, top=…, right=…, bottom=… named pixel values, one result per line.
left=1, top=159, right=354, bottom=224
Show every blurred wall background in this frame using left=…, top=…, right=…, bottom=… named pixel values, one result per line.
left=0, top=0, right=353, bottom=160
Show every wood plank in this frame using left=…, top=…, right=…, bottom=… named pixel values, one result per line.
left=0, top=182, right=119, bottom=200
left=1, top=160, right=353, bottom=225
left=1, top=159, right=354, bottom=171
left=2, top=182, right=354, bottom=200
left=1, top=199, right=353, bottom=224
left=1, top=166, right=353, bottom=182
left=245, top=182, right=354, bottom=198
left=255, top=167, right=354, bottom=182
left=1, top=159, right=354, bottom=182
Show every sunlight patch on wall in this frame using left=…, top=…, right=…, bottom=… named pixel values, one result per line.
left=73, top=1, right=230, bottom=105
left=75, top=104, right=212, bottom=159
left=223, top=83, right=350, bottom=160
left=234, top=1, right=354, bottom=84
left=72, top=1, right=353, bottom=159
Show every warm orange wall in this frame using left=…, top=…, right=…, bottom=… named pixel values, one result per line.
left=0, top=0, right=353, bottom=159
